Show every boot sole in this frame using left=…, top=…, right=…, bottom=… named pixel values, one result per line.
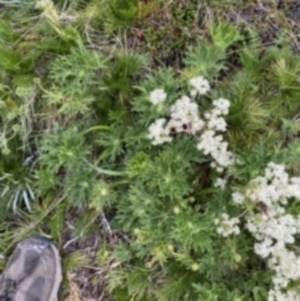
left=31, top=235, right=62, bottom=301
left=48, top=243, right=62, bottom=301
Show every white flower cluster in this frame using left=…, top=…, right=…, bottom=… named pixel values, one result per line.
left=246, top=163, right=300, bottom=207
left=148, top=93, right=205, bottom=141
left=168, top=95, right=204, bottom=134
left=148, top=78, right=300, bottom=300
left=214, top=213, right=240, bottom=237
left=189, top=76, right=210, bottom=97
left=219, top=162, right=300, bottom=301
left=268, top=289, right=300, bottom=301
left=147, top=77, right=234, bottom=172
left=214, top=177, right=227, bottom=190
left=147, top=118, right=172, bottom=145
left=231, top=191, right=245, bottom=205
left=245, top=163, right=300, bottom=301
left=197, top=98, right=234, bottom=173
left=149, top=89, right=167, bottom=105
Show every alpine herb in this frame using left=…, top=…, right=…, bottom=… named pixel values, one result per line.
left=218, top=162, right=300, bottom=301
left=147, top=76, right=234, bottom=173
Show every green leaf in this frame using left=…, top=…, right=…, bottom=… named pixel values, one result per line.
left=209, top=20, right=243, bottom=51
left=183, top=42, right=226, bottom=78
left=282, top=118, right=299, bottom=135
left=60, top=26, right=83, bottom=47
left=0, top=47, right=20, bottom=71
left=0, top=20, right=19, bottom=42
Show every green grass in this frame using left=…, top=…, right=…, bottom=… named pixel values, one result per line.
left=1, top=0, right=300, bottom=300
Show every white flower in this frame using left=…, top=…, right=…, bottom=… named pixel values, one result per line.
left=232, top=192, right=245, bottom=204
left=204, top=112, right=212, bottom=120
left=190, top=89, right=198, bottom=97
left=194, top=97, right=232, bottom=171
left=197, top=130, right=217, bottom=155
left=191, top=119, right=205, bottom=134
left=165, top=119, right=182, bottom=133
left=216, top=162, right=300, bottom=299
left=216, top=166, right=224, bottom=173
left=242, top=163, right=300, bottom=297
left=168, top=95, right=204, bottom=134
left=207, top=116, right=227, bottom=132
left=148, top=118, right=172, bottom=145
left=254, top=238, right=274, bottom=258
left=197, top=130, right=234, bottom=172
left=189, top=76, right=210, bottom=96
left=216, top=214, right=240, bottom=237
left=214, top=178, right=227, bottom=190
left=149, top=89, right=167, bottom=105
left=212, top=98, right=230, bottom=115
left=204, top=100, right=230, bottom=131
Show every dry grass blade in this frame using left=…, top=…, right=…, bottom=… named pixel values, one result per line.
left=66, top=272, right=82, bottom=301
